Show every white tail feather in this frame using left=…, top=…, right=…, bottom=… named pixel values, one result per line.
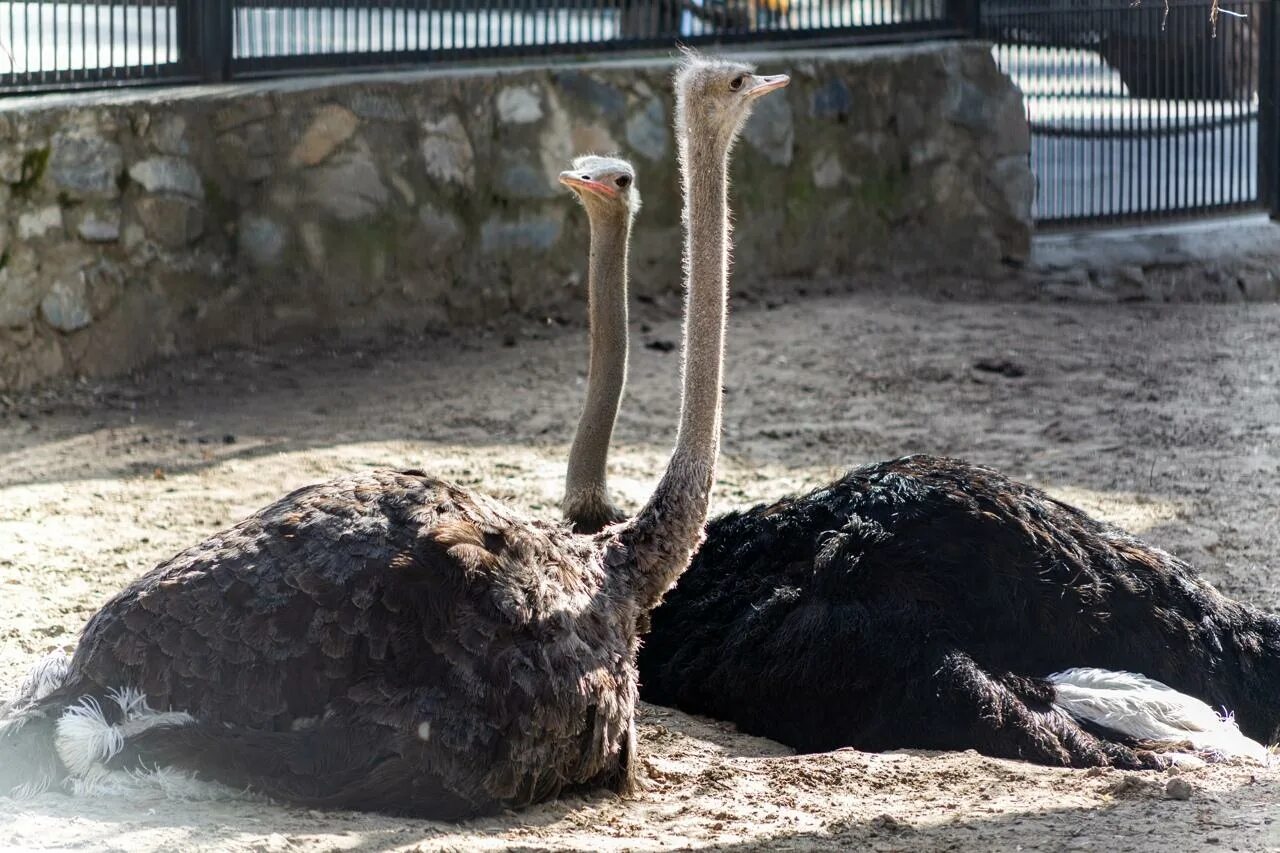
left=1, top=651, right=70, bottom=717
left=67, top=764, right=259, bottom=802
left=49, top=687, right=252, bottom=801
left=55, top=697, right=125, bottom=779
left=1049, top=668, right=1271, bottom=764
left=55, top=689, right=196, bottom=783
left=21, top=652, right=70, bottom=704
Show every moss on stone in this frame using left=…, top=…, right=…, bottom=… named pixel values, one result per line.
left=858, top=173, right=903, bottom=213
left=783, top=165, right=817, bottom=219
left=331, top=215, right=402, bottom=279
left=14, top=147, right=50, bottom=197
left=854, top=159, right=909, bottom=223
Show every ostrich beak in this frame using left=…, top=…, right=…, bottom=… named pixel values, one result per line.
left=745, top=73, right=790, bottom=100
left=559, top=171, right=619, bottom=199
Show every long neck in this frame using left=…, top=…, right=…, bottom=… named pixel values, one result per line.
left=669, top=140, right=728, bottom=474
left=563, top=211, right=630, bottom=532
left=610, top=130, right=729, bottom=613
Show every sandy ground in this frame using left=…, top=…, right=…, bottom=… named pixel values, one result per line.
left=0, top=290, right=1278, bottom=851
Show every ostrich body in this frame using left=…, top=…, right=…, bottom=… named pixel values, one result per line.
left=562, top=165, right=1278, bottom=767
left=639, top=457, right=1278, bottom=767
left=0, top=55, right=791, bottom=816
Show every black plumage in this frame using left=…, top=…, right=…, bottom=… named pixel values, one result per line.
left=639, top=455, right=1280, bottom=768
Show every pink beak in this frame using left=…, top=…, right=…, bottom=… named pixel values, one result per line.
left=746, top=73, right=791, bottom=99
left=559, top=172, right=619, bottom=198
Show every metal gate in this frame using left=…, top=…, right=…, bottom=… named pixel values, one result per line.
left=982, top=0, right=1276, bottom=226
left=4, top=1, right=1277, bottom=229
left=0, top=1, right=968, bottom=93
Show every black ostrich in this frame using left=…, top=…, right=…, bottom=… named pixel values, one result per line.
left=561, top=158, right=1277, bottom=768
left=0, top=54, right=792, bottom=815
left=638, top=456, right=1277, bottom=768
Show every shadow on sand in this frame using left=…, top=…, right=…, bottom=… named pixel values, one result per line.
left=1, top=766, right=1276, bottom=852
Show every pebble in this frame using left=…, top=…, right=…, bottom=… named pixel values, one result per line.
left=972, top=357, right=1026, bottom=378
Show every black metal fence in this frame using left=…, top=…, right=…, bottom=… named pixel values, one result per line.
left=0, top=0, right=965, bottom=91
left=982, top=0, right=1275, bottom=226
left=230, top=0, right=961, bottom=75
left=1, top=1, right=1277, bottom=228
left=0, top=2, right=195, bottom=88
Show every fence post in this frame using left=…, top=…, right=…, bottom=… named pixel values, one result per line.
left=951, top=0, right=981, bottom=37
left=178, top=0, right=233, bottom=83
left=1263, top=0, right=1280, bottom=220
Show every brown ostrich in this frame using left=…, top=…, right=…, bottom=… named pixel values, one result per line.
left=0, top=53, right=791, bottom=816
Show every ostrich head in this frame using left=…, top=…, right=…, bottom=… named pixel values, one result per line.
left=558, top=155, right=641, bottom=222
left=673, top=51, right=790, bottom=150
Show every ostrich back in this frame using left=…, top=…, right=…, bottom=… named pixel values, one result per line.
left=54, top=468, right=637, bottom=811
left=639, top=455, right=1280, bottom=753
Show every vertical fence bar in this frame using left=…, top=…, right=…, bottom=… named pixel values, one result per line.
left=177, top=0, right=196, bottom=75
left=951, top=0, right=979, bottom=36
left=1262, top=0, right=1280, bottom=218
left=187, top=0, right=232, bottom=81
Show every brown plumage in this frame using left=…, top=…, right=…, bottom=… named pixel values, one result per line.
left=0, top=52, right=791, bottom=817
left=70, top=470, right=631, bottom=814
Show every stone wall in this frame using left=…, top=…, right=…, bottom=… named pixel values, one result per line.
left=0, top=42, right=1032, bottom=390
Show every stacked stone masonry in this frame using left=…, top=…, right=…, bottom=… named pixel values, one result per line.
left=0, top=42, right=1032, bottom=390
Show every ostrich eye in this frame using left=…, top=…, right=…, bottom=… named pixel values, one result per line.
left=615, top=175, right=631, bottom=189
left=729, top=75, right=746, bottom=91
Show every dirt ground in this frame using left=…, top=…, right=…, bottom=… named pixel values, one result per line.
left=1, top=290, right=1278, bottom=851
